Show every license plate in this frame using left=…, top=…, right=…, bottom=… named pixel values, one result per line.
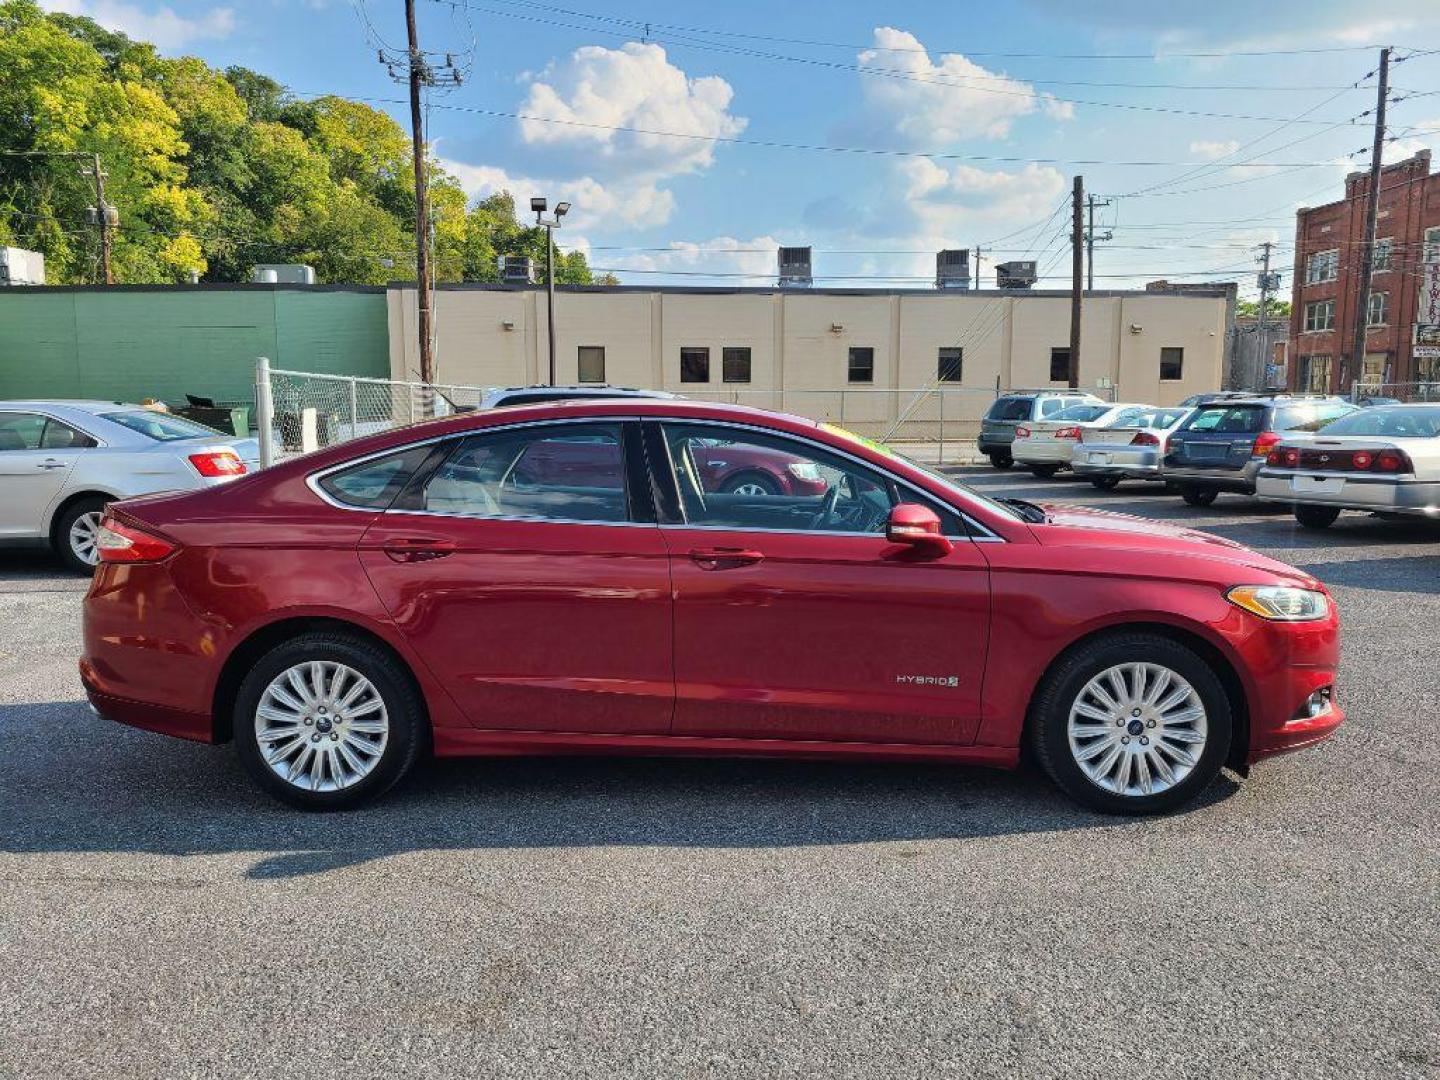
left=1190, top=444, right=1228, bottom=461
left=1088, top=452, right=1110, bottom=465
left=1293, top=476, right=1345, bottom=495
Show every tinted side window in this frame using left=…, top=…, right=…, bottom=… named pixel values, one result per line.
left=40, top=420, right=97, bottom=450
left=986, top=398, right=1032, bottom=421
left=424, top=423, right=628, bottom=523
left=1040, top=398, right=1065, bottom=417
left=1276, top=404, right=1357, bottom=432
left=0, top=412, right=47, bottom=451
left=318, top=444, right=435, bottom=509
left=1185, top=406, right=1264, bottom=434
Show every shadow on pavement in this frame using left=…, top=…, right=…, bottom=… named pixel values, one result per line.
left=0, top=701, right=1240, bottom=878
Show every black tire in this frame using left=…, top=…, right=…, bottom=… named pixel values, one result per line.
left=234, top=632, right=426, bottom=810
left=53, top=495, right=109, bottom=575
left=1295, top=505, right=1341, bottom=530
left=720, top=471, right=781, bottom=497
left=1029, top=464, right=1061, bottom=479
left=1028, top=632, right=1233, bottom=815
left=989, top=453, right=1014, bottom=470
left=1179, top=485, right=1219, bottom=507
left=1090, top=476, right=1122, bottom=491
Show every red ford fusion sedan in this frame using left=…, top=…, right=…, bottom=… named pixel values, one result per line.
left=80, top=400, right=1343, bottom=814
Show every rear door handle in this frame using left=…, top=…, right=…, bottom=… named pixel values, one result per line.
left=689, top=547, right=764, bottom=570
left=382, top=537, right=457, bottom=563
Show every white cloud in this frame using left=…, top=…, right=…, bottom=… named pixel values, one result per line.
left=1190, top=139, right=1240, bottom=160
left=440, top=160, right=675, bottom=231
left=854, top=27, right=1076, bottom=145
left=614, top=235, right=783, bottom=283
left=517, top=42, right=747, bottom=180
left=1383, top=120, right=1440, bottom=165
left=40, top=0, right=234, bottom=47
left=897, top=158, right=1068, bottom=239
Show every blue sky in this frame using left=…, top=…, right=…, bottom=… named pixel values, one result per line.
left=42, top=0, right=1440, bottom=295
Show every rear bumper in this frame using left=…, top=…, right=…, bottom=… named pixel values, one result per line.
left=82, top=675, right=214, bottom=743
left=977, top=432, right=1015, bottom=453
left=1162, top=459, right=1263, bottom=492
left=1071, top=446, right=1162, bottom=477
left=1255, top=471, right=1440, bottom=515
left=1012, top=440, right=1074, bottom=464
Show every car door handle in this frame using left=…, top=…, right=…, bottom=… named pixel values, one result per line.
left=688, top=547, right=764, bottom=570
left=35, top=459, right=67, bottom=470
left=382, top=538, right=457, bottom=563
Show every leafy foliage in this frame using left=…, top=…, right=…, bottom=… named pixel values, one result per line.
left=0, top=0, right=594, bottom=286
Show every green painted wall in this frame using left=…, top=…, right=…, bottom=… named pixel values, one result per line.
left=0, top=287, right=389, bottom=406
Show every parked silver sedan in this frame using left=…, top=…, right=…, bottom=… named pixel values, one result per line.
left=1070, top=405, right=1193, bottom=490
left=1255, top=403, right=1440, bottom=529
left=0, top=401, right=259, bottom=572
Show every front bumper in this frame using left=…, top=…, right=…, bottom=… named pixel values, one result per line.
left=1231, top=604, right=1345, bottom=763
left=1255, top=471, right=1440, bottom=516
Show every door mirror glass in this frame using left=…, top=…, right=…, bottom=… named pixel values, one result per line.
left=886, top=503, right=951, bottom=553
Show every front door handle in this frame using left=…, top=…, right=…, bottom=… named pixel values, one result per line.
left=35, top=459, right=67, bottom=470
left=382, top=537, right=457, bottom=563
left=689, top=547, right=764, bottom=570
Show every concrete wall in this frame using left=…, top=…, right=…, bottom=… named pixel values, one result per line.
left=0, top=285, right=389, bottom=405
left=390, top=285, right=1229, bottom=430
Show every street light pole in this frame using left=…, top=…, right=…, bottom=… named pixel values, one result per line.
left=531, top=197, right=570, bottom=386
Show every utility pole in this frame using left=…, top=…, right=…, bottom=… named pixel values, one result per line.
left=1348, top=45, right=1389, bottom=393
left=1085, top=194, right=1113, bottom=292
left=1255, top=241, right=1276, bottom=391
left=404, top=0, right=434, bottom=386
left=81, top=154, right=114, bottom=284
left=972, top=246, right=983, bottom=290
left=1069, top=175, right=1084, bottom=388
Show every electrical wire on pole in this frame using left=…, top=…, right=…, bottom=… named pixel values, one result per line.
left=1085, top=194, right=1112, bottom=291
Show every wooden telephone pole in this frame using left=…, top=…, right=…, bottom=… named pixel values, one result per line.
left=404, top=0, right=434, bottom=385
left=1069, top=175, right=1084, bottom=388
left=1348, top=46, right=1389, bottom=392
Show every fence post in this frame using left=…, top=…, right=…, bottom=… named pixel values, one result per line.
left=255, top=356, right=275, bottom=469
left=348, top=376, right=359, bottom=440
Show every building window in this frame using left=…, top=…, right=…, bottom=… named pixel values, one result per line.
left=577, top=346, right=605, bottom=383
left=1426, top=226, right=1440, bottom=264
left=1305, top=249, right=1339, bottom=284
left=1372, top=237, right=1393, bottom=273
left=1419, top=355, right=1440, bottom=386
left=1160, top=347, right=1184, bottom=381
left=1298, top=355, right=1332, bottom=393
left=1303, top=299, right=1335, bottom=333
left=1049, top=347, right=1071, bottom=383
left=847, top=346, right=874, bottom=383
left=1367, top=292, right=1389, bottom=327
left=937, top=347, right=963, bottom=382
left=680, top=347, right=710, bottom=383
left=722, top=346, right=752, bottom=384
left=1361, top=353, right=1388, bottom=384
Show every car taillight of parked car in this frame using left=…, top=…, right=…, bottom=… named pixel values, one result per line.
left=1266, top=445, right=1414, bottom=473
left=1266, top=446, right=1302, bottom=467
left=1053, top=426, right=1082, bottom=440
left=188, top=450, right=247, bottom=477
left=1015, top=426, right=1031, bottom=438
left=1130, top=431, right=1161, bottom=446
left=1251, top=431, right=1283, bottom=458
left=95, top=517, right=177, bottom=564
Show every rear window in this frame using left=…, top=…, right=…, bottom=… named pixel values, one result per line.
left=1109, top=407, right=1190, bottom=429
left=1275, top=403, right=1358, bottom=433
left=1184, top=405, right=1266, bottom=434
left=986, top=397, right=1033, bottom=421
left=317, top=444, right=435, bottom=509
left=1051, top=404, right=1109, bottom=422
left=1317, top=406, right=1440, bottom=438
left=102, top=410, right=220, bottom=441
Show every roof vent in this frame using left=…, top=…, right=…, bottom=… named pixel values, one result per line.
left=996, top=260, right=1037, bottom=289
left=935, top=249, right=970, bottom=289
left=778, top=246, right=812, bottom=288
left=499, top=256, right=536, bottom=284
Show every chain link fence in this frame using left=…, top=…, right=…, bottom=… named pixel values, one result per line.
left=1351, top=381, right=1440, bottom=403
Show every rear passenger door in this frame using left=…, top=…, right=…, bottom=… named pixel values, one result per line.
left=357, top=420, right=675, bottom=735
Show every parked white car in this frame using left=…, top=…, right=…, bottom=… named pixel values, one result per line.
left=1254, top=403, right=1440, bottom=529
left=1070, top=405, right=1193, bottom=490
left=1010, top=402, right=1149, bottom=477
left=0, top=401, right=259, bottom=572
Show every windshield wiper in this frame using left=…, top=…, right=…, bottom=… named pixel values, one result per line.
left=1000, top=497, right=1048, bottom=523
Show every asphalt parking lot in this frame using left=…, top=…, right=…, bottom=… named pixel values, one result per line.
left=1, top=469, right=1438, bottom=1079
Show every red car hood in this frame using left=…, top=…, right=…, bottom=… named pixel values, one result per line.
left=1030, top=503, right=1319, bottom=586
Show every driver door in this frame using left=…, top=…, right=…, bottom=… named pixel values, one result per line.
left=651, top=421, right=991, bottom=746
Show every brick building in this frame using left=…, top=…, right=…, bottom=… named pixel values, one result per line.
left=1289, top=149, right=1440, bottom=394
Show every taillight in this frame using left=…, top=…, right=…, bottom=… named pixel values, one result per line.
left=1266, top=446, right=1300, bottom=467
left=188, top=450, right=246, bottom=477
left=1351, top=450, right=1373, bottom=469
left=1130, top=431, right=1160, bottom=446
left=1015, top=426, right=1031, bottom=439
left=1251, top=431, right=1282, bottom=458
left=1053, top=426, right=1081, bottom=440
left=95, top=517, right=177, bottom=564
left=1375, top=449, right=1412, bottom=472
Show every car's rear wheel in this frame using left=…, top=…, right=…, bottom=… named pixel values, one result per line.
left=234, top=633, right=424, bottom=810
left=54, top=496, right=108, bottom=575
left=1029, top=633, right=1232, bottom=814
left=989, top=453, right=1013, bottom=470
left=1029, top=464, right=1061, bottom=478
left=1090, top=476, right=1122, bottom=491
left=1179, top=485, right=1218, bottom=507
left=1295, top=505, right=1341, bottom=530
left=721, top=471, right=780, bottom=497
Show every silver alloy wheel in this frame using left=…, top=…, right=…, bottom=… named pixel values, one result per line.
left=69, top=511, right=103, bottom=566
left=731, top=481, right=770, bottom=496
left=254, top=661, right=389, bottom=792
left=1066, top=662, right=1208, bottom=798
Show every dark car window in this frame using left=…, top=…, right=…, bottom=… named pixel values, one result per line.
left=1275, top=403, right=1358, bottom=432
left=1051, top=404, right=1109, bottom=422
left=0, top=411, right=48, bottom=450
left=1184, top=405, right=1265, bottom=434
left=1317, top=407, right=1440, bottom=438
left=317, top=444, right=437, bottom=509
left=423, top=422, right=629, bottom=523
left=986, top=397, right=1033, bottom=421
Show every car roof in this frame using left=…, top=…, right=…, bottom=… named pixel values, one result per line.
left=0, top=400, right=140, bottom=414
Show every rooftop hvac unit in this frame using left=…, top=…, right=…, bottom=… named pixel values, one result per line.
left=778, top=246, right=812, bottom=288
left=996, top=260, right=1038, bottom=289
left=251, top=263, right=316, bottom=285
left=500, top=256, right=536, bottom=284
left=0, top=247, right=45, bottom=286
left=935, top=249, right=970, bottom=289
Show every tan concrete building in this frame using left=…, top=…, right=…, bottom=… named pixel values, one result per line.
left=387, top=284, right=1229, bottom=435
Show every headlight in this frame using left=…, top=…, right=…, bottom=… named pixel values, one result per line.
left=1225, top=585, right=1330, bottom=622
left=787, top=462, right=821, bottom=481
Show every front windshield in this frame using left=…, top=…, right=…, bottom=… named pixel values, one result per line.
left=819, top=423, right=1026, bottom=523
left=1317, top=406, right=1440, bottom=438
left=102, top=410, right=223, bottom=441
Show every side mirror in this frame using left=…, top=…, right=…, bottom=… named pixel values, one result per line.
left=886, top=503, right=952, bottom=554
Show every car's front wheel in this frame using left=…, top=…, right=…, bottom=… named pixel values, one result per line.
left=1030, top=633, right=1232, bottom=814
left=234, top=632, right=425, bottom=810
left=1295, top=505, right=1341, bottom=530
left=54, top=496, right=109, bottom=575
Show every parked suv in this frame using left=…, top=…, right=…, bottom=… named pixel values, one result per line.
left=1163, top=395, right=1357, bottom=506
left=978, top=391, right=1104, bottom=469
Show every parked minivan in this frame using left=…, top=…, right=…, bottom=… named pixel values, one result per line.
left=978, top=391, right=1104, bottom=469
